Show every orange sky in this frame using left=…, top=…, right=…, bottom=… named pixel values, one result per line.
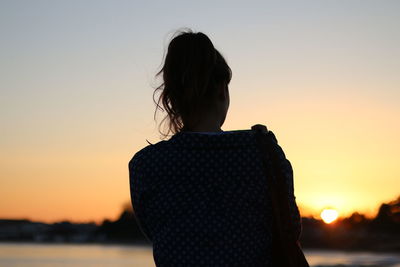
left=1, top=1, right=399, bottom=224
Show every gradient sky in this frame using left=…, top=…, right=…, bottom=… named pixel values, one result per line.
left=1, top=1, right=399, bottom=224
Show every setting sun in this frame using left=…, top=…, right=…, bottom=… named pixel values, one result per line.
left=321, top=209, right=339, bottom=224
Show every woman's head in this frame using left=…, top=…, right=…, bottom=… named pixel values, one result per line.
left=154, top=29, right=232, bottom=137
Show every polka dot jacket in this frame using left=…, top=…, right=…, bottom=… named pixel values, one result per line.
left=128, top=129, right=302, bottom=267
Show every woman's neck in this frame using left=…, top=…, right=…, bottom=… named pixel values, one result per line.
left=184, top=121, right=223, bottom=133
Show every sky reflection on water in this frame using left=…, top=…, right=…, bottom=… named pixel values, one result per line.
left=0, top=243, right=399, bottom=267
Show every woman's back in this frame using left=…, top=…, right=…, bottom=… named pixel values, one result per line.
left=129, top=130, right=301, bottom=266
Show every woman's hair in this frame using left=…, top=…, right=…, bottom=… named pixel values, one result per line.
left=153, top=29, right=232, bottom=138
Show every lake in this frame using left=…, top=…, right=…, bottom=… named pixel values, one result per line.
left=0, top=242, right=399, bottom=267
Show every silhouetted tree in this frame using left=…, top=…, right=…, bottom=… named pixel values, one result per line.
left=370, top=195, right=400, bottom=234
left=96, top=201, right=149, bottom=243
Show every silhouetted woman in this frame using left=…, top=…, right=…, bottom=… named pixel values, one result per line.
left=129, top=29, right=302, bottom=266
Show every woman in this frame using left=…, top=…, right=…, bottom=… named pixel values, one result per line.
left=129, top=29, right=302, bottom=266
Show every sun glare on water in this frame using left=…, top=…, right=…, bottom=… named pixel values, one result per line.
left=321, top=208, right=339, bottom=224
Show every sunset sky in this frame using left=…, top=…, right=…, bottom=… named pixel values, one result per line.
left=1, top=1, right=399, bottom=224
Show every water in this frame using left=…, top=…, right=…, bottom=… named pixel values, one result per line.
left=0, top=242, right=399, bottom=267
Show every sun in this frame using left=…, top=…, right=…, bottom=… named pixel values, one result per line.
left=320, top=208, right=339, bottom=224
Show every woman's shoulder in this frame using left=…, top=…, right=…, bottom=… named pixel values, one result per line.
left=128, top=128, right=262, bottom=169
left=128, top=141, right=162, bottom=170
